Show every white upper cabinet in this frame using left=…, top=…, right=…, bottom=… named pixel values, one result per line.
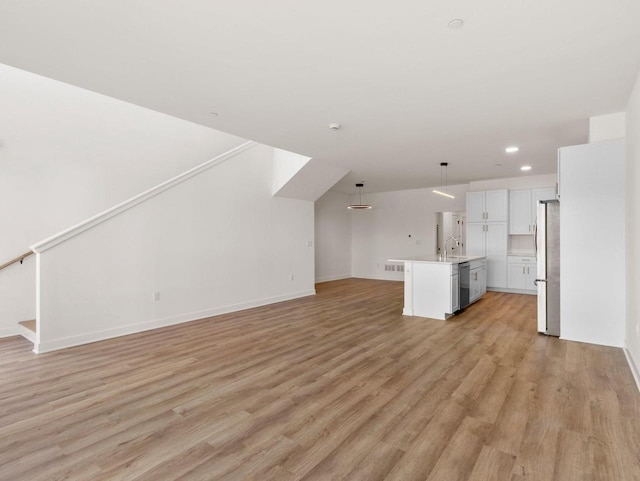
left=509, top=187, right=556, bottom=235
left=466, top=192, right=486, bottom=222
left=509, top=190, right=533, bottom=234
left=485, top=190, right=508, bottom=222
left=466, top=190, right=508, bottom=223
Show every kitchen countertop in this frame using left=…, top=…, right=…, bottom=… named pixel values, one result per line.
left=387, top=255, right=486, bottom=265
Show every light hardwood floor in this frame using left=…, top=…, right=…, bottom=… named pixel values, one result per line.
left=1, top=279, right=639, bottom=480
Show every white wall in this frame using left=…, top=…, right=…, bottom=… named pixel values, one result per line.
left=273, top=152, right=349, bottom=202
left=0, top=64, right=245, bottom=334
left=589, top=112, right=626, bottom=143
left=350, top=184, right=468, bottom=280
left=35, top=144, right=315, bottom=353
left=559, top=140, right=625, bottom=347
left=314, top=191, right=352, bottom=282
left=625, top=72, right=640, bottom=383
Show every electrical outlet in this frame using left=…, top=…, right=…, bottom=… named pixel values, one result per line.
left=306, top=240, right=313, bottom=247
left=153, top=292, right=160, bottom=302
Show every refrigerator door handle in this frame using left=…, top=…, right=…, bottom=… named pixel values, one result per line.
left=533, top=223, right=537, bottom=257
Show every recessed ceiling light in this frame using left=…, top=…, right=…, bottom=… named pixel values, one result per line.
left=448, top=19, right=464, bottom=29
left=505, top=146, right=519, bottom=153
left=521, top=165, right=532, bottom=171
left=208, top=112, right=219, bottom=116
left=329, top=123, right=341, bottom=131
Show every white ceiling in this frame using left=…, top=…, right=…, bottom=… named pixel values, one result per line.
left=1, top=0, right=639, bottom=193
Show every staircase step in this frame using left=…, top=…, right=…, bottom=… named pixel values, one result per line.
left=18, top=320, right=37, bottom=344
left=19, top=320, right=36, bottom=333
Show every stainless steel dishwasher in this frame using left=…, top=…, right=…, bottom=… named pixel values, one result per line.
left=459, top=261, right=471, bottom=310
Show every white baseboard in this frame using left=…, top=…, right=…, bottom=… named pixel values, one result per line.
left=34, top=289, right=316, bottom=354
left=559, top=335, right=624, bottom=349
left=315, top=275, right=351, bottom=283
left=0, top=327, right=19, bottom=339
left=351, top=274, right=403, bottom=282
left=487, top=287, right=536, bottom=296
left=624, top=345, right=640, bottom=394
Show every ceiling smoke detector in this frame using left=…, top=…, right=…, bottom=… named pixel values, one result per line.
left=328, top=123, right=341, bottom=131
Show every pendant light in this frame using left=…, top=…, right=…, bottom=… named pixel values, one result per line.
left=433, top=162, right=455, bottom=199
left=348, top=182, right=372, bottom=209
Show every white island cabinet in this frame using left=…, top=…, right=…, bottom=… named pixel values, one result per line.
left=389, top=256, right=487, bottom=320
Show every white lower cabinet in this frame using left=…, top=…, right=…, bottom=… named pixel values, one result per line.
left=404, top=261, right=463, bottom=320
left=526, top=265, right=537, bottom=290
left=469, top=260, right=487, bottom=302
left=507, top=256, right=537, bottom=292
left=486, top=256, right=507, bottom=288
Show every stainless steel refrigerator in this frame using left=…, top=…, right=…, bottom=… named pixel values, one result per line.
left=535, top=200, right=560, bottom=336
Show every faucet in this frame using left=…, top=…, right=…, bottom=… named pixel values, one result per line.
left=443, top=236, right=459, bottom=260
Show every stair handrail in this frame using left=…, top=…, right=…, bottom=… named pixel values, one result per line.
left=31, top=140, right=256, bottom=254
left=0, top=251, right=34, bottom=272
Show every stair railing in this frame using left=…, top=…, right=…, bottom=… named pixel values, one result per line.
left=0, top=251, right=34, bottom=272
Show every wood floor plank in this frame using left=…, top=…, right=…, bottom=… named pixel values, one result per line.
left=467, top=445, right=516, bottom=481
left=0, top=279, right=638, bottom=480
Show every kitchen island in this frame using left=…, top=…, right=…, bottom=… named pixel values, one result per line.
left=388, top=256, right=487, bottom=320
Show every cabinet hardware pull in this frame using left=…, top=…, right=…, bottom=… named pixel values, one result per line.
left=522, top=267, right=525, bottom=274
